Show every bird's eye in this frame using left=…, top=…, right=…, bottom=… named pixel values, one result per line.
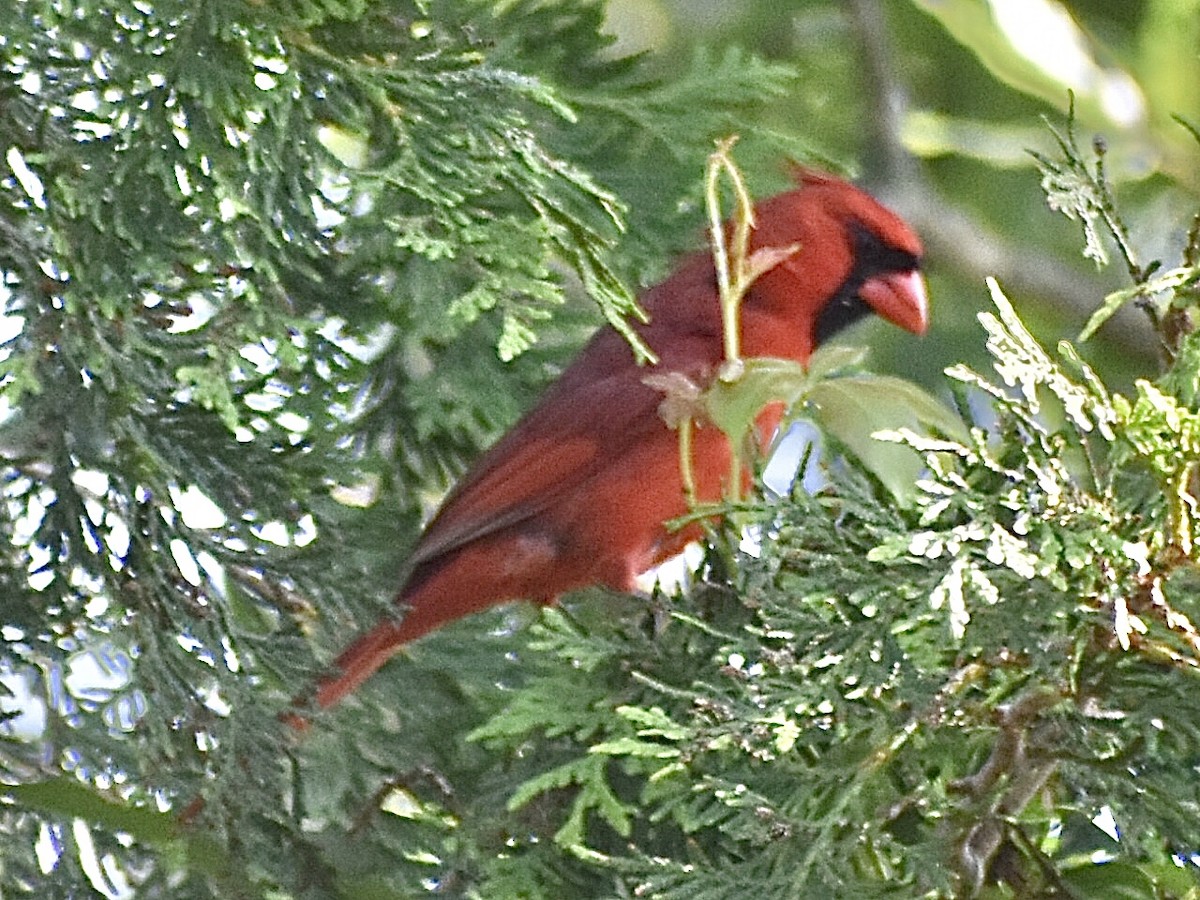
left=849, top=222, right=921, bottom=278
left=812, top=223, right=922, bottom=345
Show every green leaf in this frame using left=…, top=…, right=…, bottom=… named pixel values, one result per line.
left=1061, top=861, right=1158, bottom=900
left=911, top=0, right=1140, bottom=130
left=703, top=356, right=810, bottom=446
left=804, top=343, right=869, bottom=381
left=807, top=373, right=966, bottom=504
left=3, top=779, right=229, bottom=881
left=901, top=110, right=1046, bottom=168
left=4, top=779, right=179, bottom=847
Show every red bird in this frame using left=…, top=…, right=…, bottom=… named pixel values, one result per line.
left=306, top=170, right=928, bottom=711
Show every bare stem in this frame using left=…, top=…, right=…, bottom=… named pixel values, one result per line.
left=705, top=135, right=757, bottom=368
left=704, top=136, right=760, bottom=502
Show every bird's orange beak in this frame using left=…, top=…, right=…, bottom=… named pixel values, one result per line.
left=859, top=269, right=929, bottom=336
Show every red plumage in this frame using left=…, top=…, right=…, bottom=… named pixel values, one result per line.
left=305, top=170, right=928, bottom=712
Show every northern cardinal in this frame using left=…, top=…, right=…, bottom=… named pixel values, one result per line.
left=305, top=169, right=927, bottom=712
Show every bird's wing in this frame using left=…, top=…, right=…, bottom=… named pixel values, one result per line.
left=406, top=329, right=708, bottom=571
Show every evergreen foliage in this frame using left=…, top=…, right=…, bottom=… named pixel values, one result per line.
left=3, top=1, right=1200, bottom=898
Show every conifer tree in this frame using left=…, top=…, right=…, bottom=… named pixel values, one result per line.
left=3, top=1, right=1200, bottom=898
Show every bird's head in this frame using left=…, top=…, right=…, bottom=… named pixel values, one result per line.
left=745, top=168, right=928, bottom=360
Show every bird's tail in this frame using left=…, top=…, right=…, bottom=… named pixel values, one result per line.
left=307, top=620, right=410, bottom=710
